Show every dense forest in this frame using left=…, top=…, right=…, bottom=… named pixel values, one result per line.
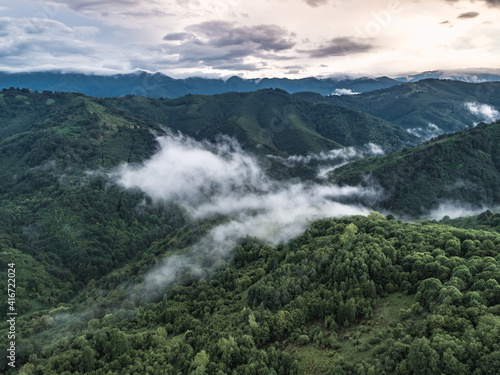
left=331, top=120, right=500, bottom=216
left=2, top=214, right=500, bottom=374
left=0, top=86, right=499, bottom=374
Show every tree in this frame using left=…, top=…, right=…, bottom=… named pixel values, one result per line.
left=407, top=338, right=440, bottom=375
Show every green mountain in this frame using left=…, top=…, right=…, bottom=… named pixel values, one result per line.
left=297, top=79, right=500, bottom=135
left=331, top=120, right=500, bottom=216
left=0, top=71, right=402, bottom=98
left=0, top=87, right=412, bottom=292
left=101, top=88, right=417, bottom=155
left=1, top=87, right=500, bottom=375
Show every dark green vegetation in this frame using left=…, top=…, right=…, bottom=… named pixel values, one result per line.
left=297, top=79, right=500, bottom=133
left=0, top=88, right=188, bottom=296
left=331, top=120, right=500, bottom=216
left=2, top=214, right=500, bottom=374
left=440, top=210, right=500, bottom=233
left=102, top=89, right=416, bottom=155
left=1, top=86, right=500, bottom=374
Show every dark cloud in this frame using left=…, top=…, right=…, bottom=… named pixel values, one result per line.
left=457, top=11, right=480, bottom=19
left=157, top=21, right=295, bottom=69
left=188, top=21, right=295, bottom=52
left=440, top=20, right=451, bottom=24
left=303, top=37, right=374, bottom=58
left=162, top=32, right=193, bottom=41
left=304, top=0, right=329, bottom=7
left=212, top=62, right=263, bottom=71
left=446, top=0, right=500, bottom=8
left=482, top=0, right=500, bottom=7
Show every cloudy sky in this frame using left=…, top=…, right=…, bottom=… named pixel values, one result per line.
left=0, top=0, right=499, bottom=78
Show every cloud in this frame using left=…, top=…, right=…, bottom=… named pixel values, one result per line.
left=304, top=37, right=374, bottom=58
left=274, top=143, right=384, bottom=165
left=0, top=17, right=109, bottom=70
left=332, top=88, right=360, bottom=96
left=406, top=123, right=444, bottom=141
left=483, top=0, right=500, bottom=7
left=188, top=21, right=295, bottom=52
left=157, top=21, right=296, bottom=69
left=446, top=0, right=500, bottom=8
left=465, top=102, right=500, bottom=123
left=304, top=0, right=329, bottom=7
left=113, top=133, right=378, bottom=297
left=270, top=143, right=384, bottom=179
left=439, top=20, right=453, bottom=27
left=31, top=0, right=171, bottom=22
left=457, top=11, right=480, bottom=19
left=162, top=32, right=194, bottom=41
left=428, top=201, right=487, bottom=220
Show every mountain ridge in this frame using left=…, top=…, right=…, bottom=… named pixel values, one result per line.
left=331, top=120, right=500, bottom=216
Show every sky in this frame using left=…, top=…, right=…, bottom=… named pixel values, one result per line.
left=0, top=0, right=499, bottom=78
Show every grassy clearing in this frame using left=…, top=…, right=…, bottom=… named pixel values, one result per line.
left=285, top=293, right=415, bottom=374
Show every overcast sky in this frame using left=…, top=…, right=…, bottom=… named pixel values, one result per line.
left=0, top=0, right=499, bottom=78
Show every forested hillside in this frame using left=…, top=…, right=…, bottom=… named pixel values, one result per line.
left=2, top=215, right=500, bottom=374
left=297, top=79, right=500, bottom=135
left=331, top=120, right=500, bottom=216
left=101, top=88, right=417, bottom=155
left=1, top=87, right=500, bottom=375
left=0, top=87, right=407, bottom=315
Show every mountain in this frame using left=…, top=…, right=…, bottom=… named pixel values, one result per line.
left=1, top=88, right=500, bottom=375
left=397, top=69, right=500, bottom=83
left=296, top=79, right=500, bottom=136
left=0, top=87, right=414, bottom=286
left=101, top=88, right=417, bottom=156
left=0, top=71, right=402, bottom=98
left=330, top=120, right=500, bottom=216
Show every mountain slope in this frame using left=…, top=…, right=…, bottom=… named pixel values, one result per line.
left=296, top=79, right=500, bottom=135
left=331, top=120, right=500, bottom=215
left=2, top=215, right=500, bottom=374
left=102, top=88, right=417, bottom=156
left=1, top=88, right=500, bottom=375
left=0, top=87, right=414, bottom=291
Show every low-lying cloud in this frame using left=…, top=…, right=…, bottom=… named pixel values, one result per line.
left=113, top=133, right=379, bottom=297
left=428, top=201, right=488, bottom=220
left=465, top=101, right=500, bottom=124
left=332, top=88, right=360, bottom=96
left=406, top=123, right=444, bottom=140
left=271, top=143, right=384, bottom=179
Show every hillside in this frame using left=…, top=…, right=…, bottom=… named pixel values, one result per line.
left=296, top=79, right=500, bottom=135
left=102, top=89, right=417, bottom=156
left=331, top=120, right=500, bottom=216
left=0, top=87, right=413, bottom=291
left=2, top=214, right=500, bottom=374
left=0, top=87, right=500, bottom=374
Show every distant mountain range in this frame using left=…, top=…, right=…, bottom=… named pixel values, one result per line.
left=0, top=71, right=400, bottom=98
left=398, top=69, right=500, bottom=83
left=1, top=69, right=499, bottom=99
